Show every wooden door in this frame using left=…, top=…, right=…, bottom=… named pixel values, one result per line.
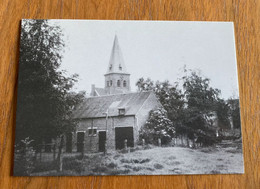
left=115, top=127, right=134, bottom=150
left=77, top=132, right=84, bottom=152
left=98, top=131, right=106, bottom=152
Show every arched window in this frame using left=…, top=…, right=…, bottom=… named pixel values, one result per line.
left=110, top=80, right=113, bottom=86
left=117, top=80, right=120, bottom=87
left=107, top=81, right=109, bottom=87
left=123, top=80, right=127, bottom=87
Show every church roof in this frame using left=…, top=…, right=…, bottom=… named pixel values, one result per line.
left=105, top=35, right=129, bottom=75
left=94, top=88, right=107, bottom=96
left=73, top=91, right=157, bottom=119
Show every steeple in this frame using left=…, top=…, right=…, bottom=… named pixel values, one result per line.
left=104, top=35, right=131, bottom=94
left=106, top=35, right=129, bottom=75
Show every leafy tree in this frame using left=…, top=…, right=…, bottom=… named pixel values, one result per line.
left=136, top=78, right=185, bottom=142
left=136, top=77, right=155, bottom=91
left=139, top=108, right=175, bottom=145
left=136, top=78, right=185, bottom=121
left=15, top=20, right=85, bottom=149
left=228, top=99, right=241, bottom=129
left=181, top=70, right=221, bottom=140
left=216, top=99, right=231, bottom=130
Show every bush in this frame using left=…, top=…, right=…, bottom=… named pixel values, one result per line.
left=139, top=108, right=175, bottom=145
left=154, top=163, right=164, bottom=169
left=63, top=157, right=85, bottom=173
left=14, top=137, right=36, bottom=176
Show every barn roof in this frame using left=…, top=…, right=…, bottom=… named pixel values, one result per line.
left=73, top=91, right=155, bottom=119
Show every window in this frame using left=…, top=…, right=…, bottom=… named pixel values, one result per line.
left=117, top=80, right=120, bottom=87
left=110, top=80, right=112, bottom=86
left=88, top=128, right=97, bottom=136
left=119, top=65, right=122, bottom=70
left=107, top=81, right=109, bottom=87
left=109, top=64, right=112, bottom=70
left=123, top=80, right=127, bottom=87
left=118, top=108, right=125, bottom=115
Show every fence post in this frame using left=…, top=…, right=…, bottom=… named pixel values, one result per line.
left=39, top=144, right=42, bottom=162
left=158, top=138, right=161, bottom=147
left=81, top=142, right=85, bottom=159
left=53, top=143, right=56, bottom=161
left=142, top=139, right=145, bottom=148
left=124, top=139, right=128, bottom=151
left=57, top=135, right=64, bottom=172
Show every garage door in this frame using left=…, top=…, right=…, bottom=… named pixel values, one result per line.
left=115, top=127, right=134, bottom=149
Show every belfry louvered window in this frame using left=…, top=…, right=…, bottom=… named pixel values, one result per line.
left=117, top=80, right=120, bottom=87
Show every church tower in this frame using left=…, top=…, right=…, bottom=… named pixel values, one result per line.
left=104, top=35, right=131, bottom=94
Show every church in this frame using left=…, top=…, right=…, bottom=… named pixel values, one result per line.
left=67, top=35, right=162, bottom=153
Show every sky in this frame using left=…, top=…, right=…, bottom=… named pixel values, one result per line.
left=50, top=20, right=239, bottom=99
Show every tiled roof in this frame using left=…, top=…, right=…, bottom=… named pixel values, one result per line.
left=73, top=91, right=155, bottom=119
left=94, top=87, right=125, bottom=96
left=95, top=88, right=107, bottom=96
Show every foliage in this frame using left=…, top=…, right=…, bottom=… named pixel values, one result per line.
left=15, top=20, right=85, bottom=147
left=180, top=70, right=220, bottom=140
left=139, top=108, right=175, bottom=145
left=227, top=99, right=241, bottom=129
left=14, top=137, right=36, bottom=176
left=136, top=68, right=239, bottom=146
left=216, top=99, right=231, bottom=129
left=136, top=77, right=185, bottom=130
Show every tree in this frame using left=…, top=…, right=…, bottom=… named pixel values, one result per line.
left=136, top=78, right=185, bottom=121
left=15, top=20, right=84, bottom=149
left=181, top=70, right=222, bottom=144
left=228, top=99, right=241, bottom=129
left=139, top=108, right=175, bottom=145
left=216, top=99, right=231, bottom=130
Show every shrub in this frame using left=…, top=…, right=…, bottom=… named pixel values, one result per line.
left=139, top=108, right=175, bottom=145
left=154, top=163, right=164, bottom=169
left=14, top=137, right=36, bottom=176
left=63, top=157, right=85, bottom=173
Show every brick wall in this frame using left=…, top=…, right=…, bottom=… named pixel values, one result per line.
left=72, top=115, right=135, bottom=153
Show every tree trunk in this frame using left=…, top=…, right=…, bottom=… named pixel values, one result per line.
left=57, top=135, right=64, bottom=172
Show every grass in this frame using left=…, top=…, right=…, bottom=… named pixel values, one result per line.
left=30, top=140, right=244, bottom=176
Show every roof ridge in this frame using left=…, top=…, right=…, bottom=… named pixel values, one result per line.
left=86, top=91, right=153, bottom=99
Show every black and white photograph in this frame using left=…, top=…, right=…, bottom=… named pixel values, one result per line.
left=14, top=20, right=244, bottom=176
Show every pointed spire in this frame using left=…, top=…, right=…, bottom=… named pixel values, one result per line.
left=106, top=35, right=129, bottom=75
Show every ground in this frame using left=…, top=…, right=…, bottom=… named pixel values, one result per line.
left=31, top=140, right=244, bottom=176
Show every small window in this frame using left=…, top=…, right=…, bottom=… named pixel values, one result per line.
left=110, top=80, right=113, bottom=86
left=117, top=80, right=120, bottom=87
left=88, top=128, right=97, bottom=136
left=107, top=81, right=109, bottom=87
left=118, top=108, right=125, bottom=115
left=123, top=80, right=127, bottom=87
left=119, top=65, right=122, bottom=70
left=109, top=64, right=112, bottom=70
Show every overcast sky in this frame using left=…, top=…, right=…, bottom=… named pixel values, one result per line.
left=51, top=20, right=239, bottom=99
